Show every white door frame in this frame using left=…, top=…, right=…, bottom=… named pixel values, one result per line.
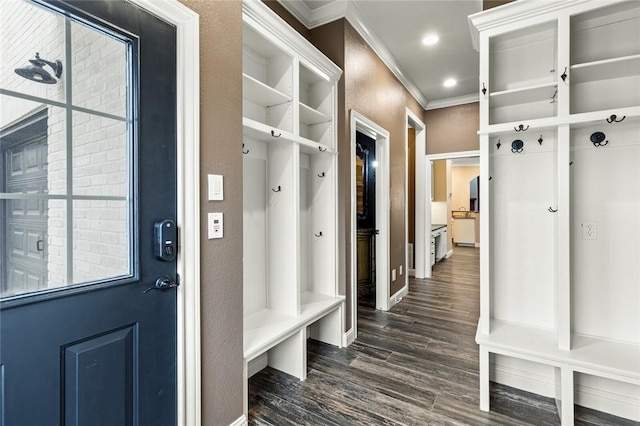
left=350, top=110, right=390, bottom=340
left=130, top=1, right=200, bottom=425
left=406, top=108, right=426, bottom=280
left=419, top=150, right=480, bottom=279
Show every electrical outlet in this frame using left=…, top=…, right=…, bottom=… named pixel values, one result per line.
left=582, top=221, right=597, bottom=240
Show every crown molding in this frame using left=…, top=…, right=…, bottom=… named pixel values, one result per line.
left=344, top=1, right=428, bottom=109
left=426, top=93, right=479, bottom=110
left=468, top=0, right=590, bottom=50
left=277, top=0, right=429, bottom=110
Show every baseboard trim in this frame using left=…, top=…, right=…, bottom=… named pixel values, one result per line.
left=344, top=328, right=355, bottom=346
left=492, top=359, right=640, bottom=421
left=229, top=414, right=248, bottom=426
left=575, top=381, right=640, bottom=422
left=491, top=361, right=555, bottom=398
left=408, top=268, right=415, bottom=277
left=389, top=285, right=408, bottom=309
left=247, top=353, right=268, bottom=379
left=446, top=249, right=454, bottom=258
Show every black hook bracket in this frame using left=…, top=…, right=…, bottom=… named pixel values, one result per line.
left=514, top=124, right=529, bottom=132
left=318, top=146, right=327, bottom=152
left=272, top=185, right=281, bottom=192
left=548, top=207, right=558, bottom=213
left=242, top=143, right=249, bottom=155
left=481, top=83, right=487, bottom=96
left=317, top=172, right=325, bottom=178
left=511, top=139, right=524, bottom=154
left=270, top=130, right=281, bottom=137
left=560, top=67, right=567, bottom=82
left=315, top=231, right=323, bottom=237
left=496, top=139, right=501, bottom=150
left=606, top=114, right=625, bottom=123
left=590, top=131, right=608, bottom=147
left=538, top=135, right=544, bottom=145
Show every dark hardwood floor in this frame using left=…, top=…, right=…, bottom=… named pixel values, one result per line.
left=248, top=247, right=638, bottom=425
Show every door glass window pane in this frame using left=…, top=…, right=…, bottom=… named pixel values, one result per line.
left=72, top=112, right=128, bottom=197
left=71, top=21, right=128, bottom=116
left=0, top=0, right=66, bottom=102
left=1, top=1, right=132, bottom=300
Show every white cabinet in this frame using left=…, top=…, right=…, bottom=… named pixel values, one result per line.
left=241, top=0, right=343, bottom=414
left=470, top=1, right=640, bottom=424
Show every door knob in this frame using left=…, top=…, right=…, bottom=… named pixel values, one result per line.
left=144, top=275, right=180, bottom=293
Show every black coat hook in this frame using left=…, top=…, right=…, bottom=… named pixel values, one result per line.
left=481, top=83, right=487, bottom=96
left=590, top=131, right=608, bottom=147
left=270, top=130, right=281, bottom=137
left=560, top=67, right=567, bottom=82
left=242, top=143, right=249, bottom=155
left=489, top=176, right=492, bottom=181
left=511, top=139, right=524, bottom=154
left=548, top=207, right=558, bottom=213
left=314, top=231, right=323, bottom=237
left=317, top=172, right=325, bottom=178
left=550, top=89, right=557, bottom=104
left=496, top=139, right=501, bottom=150
left=606, top=114, right=625, bottom=123
left=538, top=135, right=543, bottom=145
left=514, top=124, right=529, bottom=132
left=318, top=146, right=327, bottom=152
left=272, top=185, right=281, bottom=192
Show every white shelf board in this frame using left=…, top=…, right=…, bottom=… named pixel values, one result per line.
left=477, top=320, right=640, bottom=385
left=299, top=102, right=330, bottom=125
left=570, top=55, right=640, bottom=84
left=479, top=116, right=560, bottom=135
left=476, top=320, right=560, bottom=362
left=244, top=293, right=344, bottom=361
left=567, top=105, right=640, bottom=128
left=489, top=82, right=558, bottom=108
left=242, top=117, right=295, bottom=144
left=243, top=73, right=292, bottom=107
left=569, top=334, right=640, bottom=384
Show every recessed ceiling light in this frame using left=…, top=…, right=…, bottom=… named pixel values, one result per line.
left=443, top=78, right=457, bottom=87
left=422, top=34, right=439, bottom=46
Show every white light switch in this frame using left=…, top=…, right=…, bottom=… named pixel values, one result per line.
left=392, top=269, right=396, bottom=281
left=208, top=174, right=223, bottom=201
left=208, top=212, right=223, bottom=239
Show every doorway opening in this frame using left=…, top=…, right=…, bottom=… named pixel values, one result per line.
left=349, top=110, right=389, bottom=343
left=355, top=130, right=377, bottom=309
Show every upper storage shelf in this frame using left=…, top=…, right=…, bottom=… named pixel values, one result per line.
left=242, top=0, right=341, bottom=150
left=487, top=20, right=558, bottom=125
left=569, top=1, right=640, bottom=115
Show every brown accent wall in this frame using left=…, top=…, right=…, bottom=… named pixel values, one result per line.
left=424, top=102, right=479, bottom=154
left=308, top=20, right=423, bottom=328
left=483, top=0, right=515, bottom=10
left=178, top=1, right=244, bottom=425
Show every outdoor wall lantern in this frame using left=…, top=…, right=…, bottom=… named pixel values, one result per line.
left=15, top=52, right=63, bottom=84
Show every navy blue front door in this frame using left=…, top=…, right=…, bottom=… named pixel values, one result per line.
left=0, top=1, right=177, bottom=424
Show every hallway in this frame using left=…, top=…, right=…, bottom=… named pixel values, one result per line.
left=248, top=248, right=635, bottom=425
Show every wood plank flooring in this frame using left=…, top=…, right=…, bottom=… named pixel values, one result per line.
left=248, top=247, right=638, bottom=425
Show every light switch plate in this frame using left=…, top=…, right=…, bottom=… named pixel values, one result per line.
left=208, top=174, right=223, bottom=201
left=208, top=212, right=223, bottom=239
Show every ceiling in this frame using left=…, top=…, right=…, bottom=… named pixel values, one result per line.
left=278, top=0, right=483, bottom=110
